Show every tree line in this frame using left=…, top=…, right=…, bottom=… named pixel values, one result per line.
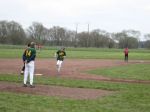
left=0, top=20, right=150, bottom=48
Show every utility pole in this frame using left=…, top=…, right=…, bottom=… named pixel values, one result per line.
left=76, top=23, right=78, bottom=35
left=87, top=23, right=90, bottom=47
left=75, top=23, right=78, bottom=47
left=88, top=23, right=89, bottom=35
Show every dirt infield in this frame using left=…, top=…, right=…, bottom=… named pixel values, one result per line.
left=0, top=59, right=150, bottom=99
left=0, top=82, right=113, bottom=99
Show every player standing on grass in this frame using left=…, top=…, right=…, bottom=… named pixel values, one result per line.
left=55, top=47, right=66, bottom=73
left=124, top=47, right=129, bottom=62
left=22, top=42, right=36, bottom=88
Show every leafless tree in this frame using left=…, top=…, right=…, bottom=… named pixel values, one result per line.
left=0, top=21, right=26, bottom=44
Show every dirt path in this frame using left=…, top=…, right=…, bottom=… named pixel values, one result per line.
left=0, top=82, right=113, bottom=99
left=0, top=59, right=150, bottom=84
left=0, top=59, right=150, bottom=99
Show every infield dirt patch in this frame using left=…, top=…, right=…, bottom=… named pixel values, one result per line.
left=0, top=59, right=150, bottom=99
left=0, top=59, right=150, bottom=84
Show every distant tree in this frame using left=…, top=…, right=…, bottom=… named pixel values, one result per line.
left=90, top=29, right=114, bottom=48
left=76, top=29, right=115, bottom=48
left=123, top=30, right=141, bottom=40
left=48, top=26, right=74, bottom=46
left=108, top=38, right=115, bottom=48
left=144, top=40, right=150, bottom=49
left=7, top=21, right=26, bottom=44
left=123, top=29, right=141, bottom=47
left=0, top=20, right=145, bottom=48
left=0, top=21, right=8, bottom=43
left=77, top=32, right=89, bottom=47
left=49, top=26, right=64, bottom=46
left=112, top=30, right=139, bottom=48
left=64, top=30, right=76, bottom=47
left=144, top=34, right=150, bottom=49
left=27, top=22, right=49, bottom=44
left=144, top=34, right=150, bottom=40
left=0, top=20, right=26, bottom=44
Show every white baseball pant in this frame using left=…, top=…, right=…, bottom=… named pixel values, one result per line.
left=24, top=61, right=35, bottom=85
left=56, top=60, right=63, bottom=72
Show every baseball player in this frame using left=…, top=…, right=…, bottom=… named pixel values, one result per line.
left=55, top=47, right=66, bottom=73
left=124, top=47, right=129, bottom=62
left=20, top=43, right=31, bottom=75
left=22, top=42, right=36, bottom=88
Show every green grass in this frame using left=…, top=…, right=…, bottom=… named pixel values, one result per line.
left=0, top=89, right=150, bottom=112
left=88, top=64, right=150, bottom=80
left=0, top=74, right=146, bottom=91
left=0, top=45, right=150, bottom=111
left=0, top=47, right=150, bottom=59
left=0, top=62, right=150, bottom=112
left=0, top=74, right=150, bottom=112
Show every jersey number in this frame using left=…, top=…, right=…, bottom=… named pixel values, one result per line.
left=26, top=50, right=31, bottom=57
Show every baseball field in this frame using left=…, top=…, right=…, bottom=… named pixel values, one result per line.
left=0, top=46, right=150, bottom=112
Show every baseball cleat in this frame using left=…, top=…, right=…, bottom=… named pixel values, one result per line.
left=29, top=85, right=35, bottom=88
left=23, top=84, right=27, bottom=87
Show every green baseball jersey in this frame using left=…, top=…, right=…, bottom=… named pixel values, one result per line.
left=23, top=47, right=36, bottom=62
left=56, top=50, right=66, bottom=61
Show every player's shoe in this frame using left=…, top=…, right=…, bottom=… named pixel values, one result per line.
left=23, top=84, right=27, bottom=87
left=29, top=85, right=35, bottom=88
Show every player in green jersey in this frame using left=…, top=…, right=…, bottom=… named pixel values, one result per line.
left=20, top=43, right=31, bottom=75
left=55, top=47, right=66, bottom=73
left=22, top=42, right=36, bottom=88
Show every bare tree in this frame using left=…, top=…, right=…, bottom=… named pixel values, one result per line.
left=27, top=22, right=49, bottom=44
left=144, top=34, right=150, bottom=40
left=49, top=26, right=75, bottom=46
left=77, top=32, right=89, bottom=47
left=89, top=29, right=114, bottom=48
left=112, top=30, right=139, bottom=48
left=0, top=20, right=26, bottom=44
left=144, top=34, right=150, bottom=49
left=0, top=21, right=8, bottom=43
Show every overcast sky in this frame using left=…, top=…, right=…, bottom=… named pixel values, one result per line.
left=0, top=0, right=150, bottom=36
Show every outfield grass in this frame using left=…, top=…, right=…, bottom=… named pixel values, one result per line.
left=0, top=47, right=150, bottom=60
left=0, top=88, right=150, bottom=112
left=0, top=45, right=150, bottom=112
left=0, top=74, right=146, bottom=91
left=0, top=74, right=150, bottom=112
left=0, top=62, right=150, bottom=112
left=88, top=63, right=150, bottom=80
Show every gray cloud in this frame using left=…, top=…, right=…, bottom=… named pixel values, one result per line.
left=0, top=0, right=150, bottom=36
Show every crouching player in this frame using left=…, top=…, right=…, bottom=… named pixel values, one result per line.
left=55, top=47, right=66, bottom=73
